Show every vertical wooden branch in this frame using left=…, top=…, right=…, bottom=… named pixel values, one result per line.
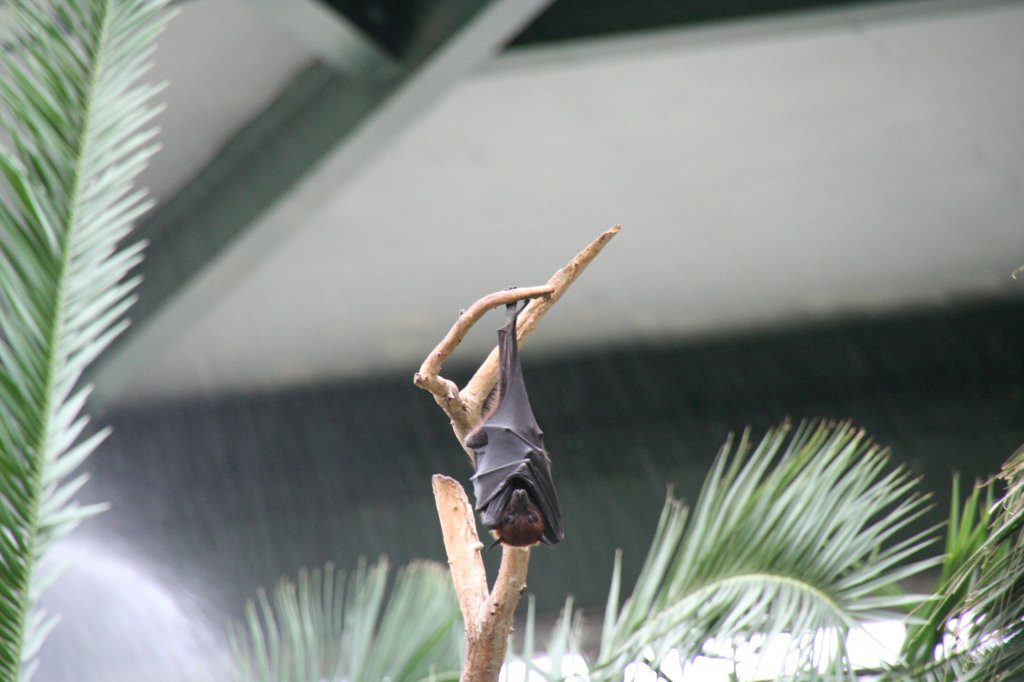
left=468, top=546, right=531, bottom=680
left=415, top=226, right=620, bottom=682
left=434, top=474, right=531, bottom=680
left=432, top=475, right=487, bottom=630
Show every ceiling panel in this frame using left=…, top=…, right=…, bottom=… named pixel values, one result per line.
left=114, top=0, right=1024, bottom=404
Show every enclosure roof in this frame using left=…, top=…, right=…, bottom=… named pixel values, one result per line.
left=63, top=0, right=1024, bottom=406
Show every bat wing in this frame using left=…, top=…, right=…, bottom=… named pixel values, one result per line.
left=467, top=302, right=563, bottom=544
left=469, top=427, right=564, bottom=544
left=521, top=448, right=564, bottom=544
left=470, top=426, right=532, bottom=513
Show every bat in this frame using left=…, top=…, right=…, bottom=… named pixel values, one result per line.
left=464, top=299, right=564, bottom=547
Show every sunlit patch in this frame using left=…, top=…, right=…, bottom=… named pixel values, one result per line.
left=939, top=609, right=1007, bottom=661
left=504, top=620, right=908, bottom=681
left=501, top=653, right=591, bottom=681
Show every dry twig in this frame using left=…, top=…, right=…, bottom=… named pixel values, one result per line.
left=414, top=285, right=555, bottom=438
left=415, top=225, right=621, bottom=442
left=415, top=225, right=620, bottom=682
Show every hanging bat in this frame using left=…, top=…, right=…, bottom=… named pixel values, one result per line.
left=465, top=299, right=564, bottom=547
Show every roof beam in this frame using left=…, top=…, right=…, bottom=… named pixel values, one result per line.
left=511, top=0, right=944, bottom=46
left=90, top=0, right=554, bottom=407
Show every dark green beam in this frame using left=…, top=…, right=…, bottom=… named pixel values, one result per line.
left=512, top=0, right=947, bottom=46
left=315, top=0, right=947, bottom=54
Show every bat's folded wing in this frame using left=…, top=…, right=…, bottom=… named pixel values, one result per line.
left=470, top=427, right=533, bottom=515
left=469, top=426, right=564, bottom=544
left=524, top=449, right=564, bottom=544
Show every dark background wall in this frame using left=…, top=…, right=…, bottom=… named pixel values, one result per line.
left=81, top=295, right=1024, bottom=621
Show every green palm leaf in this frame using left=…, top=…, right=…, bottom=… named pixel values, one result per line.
left=878, top=476, right=992, bottom=682
left=0, top=0, right=170, bottom=677
left=228, top=559, right=464, bottom=682
left=592, top=421, right=940, bottom=680
left=950, top=444, right=1024, bottom=682
left=886, top=446, right=1024, bottom=682
left=507, top=594, right=584, bottom=682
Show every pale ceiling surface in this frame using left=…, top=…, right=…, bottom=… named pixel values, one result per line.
left=117, top=0, right=1024, bottom=404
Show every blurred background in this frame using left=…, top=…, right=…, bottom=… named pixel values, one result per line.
left=23, top=0, right=1024, bottom=678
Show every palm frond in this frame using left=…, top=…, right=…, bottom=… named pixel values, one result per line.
left=949, top=444, right=1024, bottom=681
left=0, top=0, right=170, bottom=676
left=508, top=594, right=585, bottom=682
left=592, top=421, right=940, bottom=681
left=228, top=559, right=464, bottom=682
left=889, top=475, right=992, bottom=678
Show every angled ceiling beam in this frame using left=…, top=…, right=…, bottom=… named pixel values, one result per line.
left=90, top=0, right=555, bottom=407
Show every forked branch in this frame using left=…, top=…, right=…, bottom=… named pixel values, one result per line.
left=415, top=224, right=621, bottom=441
left=415, top=225, right=620, bottom=682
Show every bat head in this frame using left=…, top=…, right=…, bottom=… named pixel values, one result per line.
left=493, top=487, right=546, bottom=547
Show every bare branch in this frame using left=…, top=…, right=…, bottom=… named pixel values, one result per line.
left=418, top=225, right=621, bottom=682
left=414, top=285, right=555, bottom=433
left=461, top=225, right=621, bottom=431
left=431, top=479, right=531, bottom=682
left=432, top=474, right=488, bottom=632
left=465, top=547, right=531, bottom=681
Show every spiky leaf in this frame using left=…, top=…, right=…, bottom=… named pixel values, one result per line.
left=0, top=0, right=170, bottom=676
left=593, top=421, right=940, bottom=680
left=228, top=559, right=463, bottom=682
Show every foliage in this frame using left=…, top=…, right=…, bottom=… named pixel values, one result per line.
left=0, top=0, right=169, bottom=677
left=946, top=444, right=1024, bottom=681
left=229, top=424, right=1024, bottom=682
left=228, top=559, right=464, bottom=682
left=488, top=421, right=944, bottom=681
left=507, top=594, right=584, bottom=681
left=588, top=421, right=939, bottom=680
left=878, top=445, right=1024, bottom=682
left=882, top=476, right=993, bottom=681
